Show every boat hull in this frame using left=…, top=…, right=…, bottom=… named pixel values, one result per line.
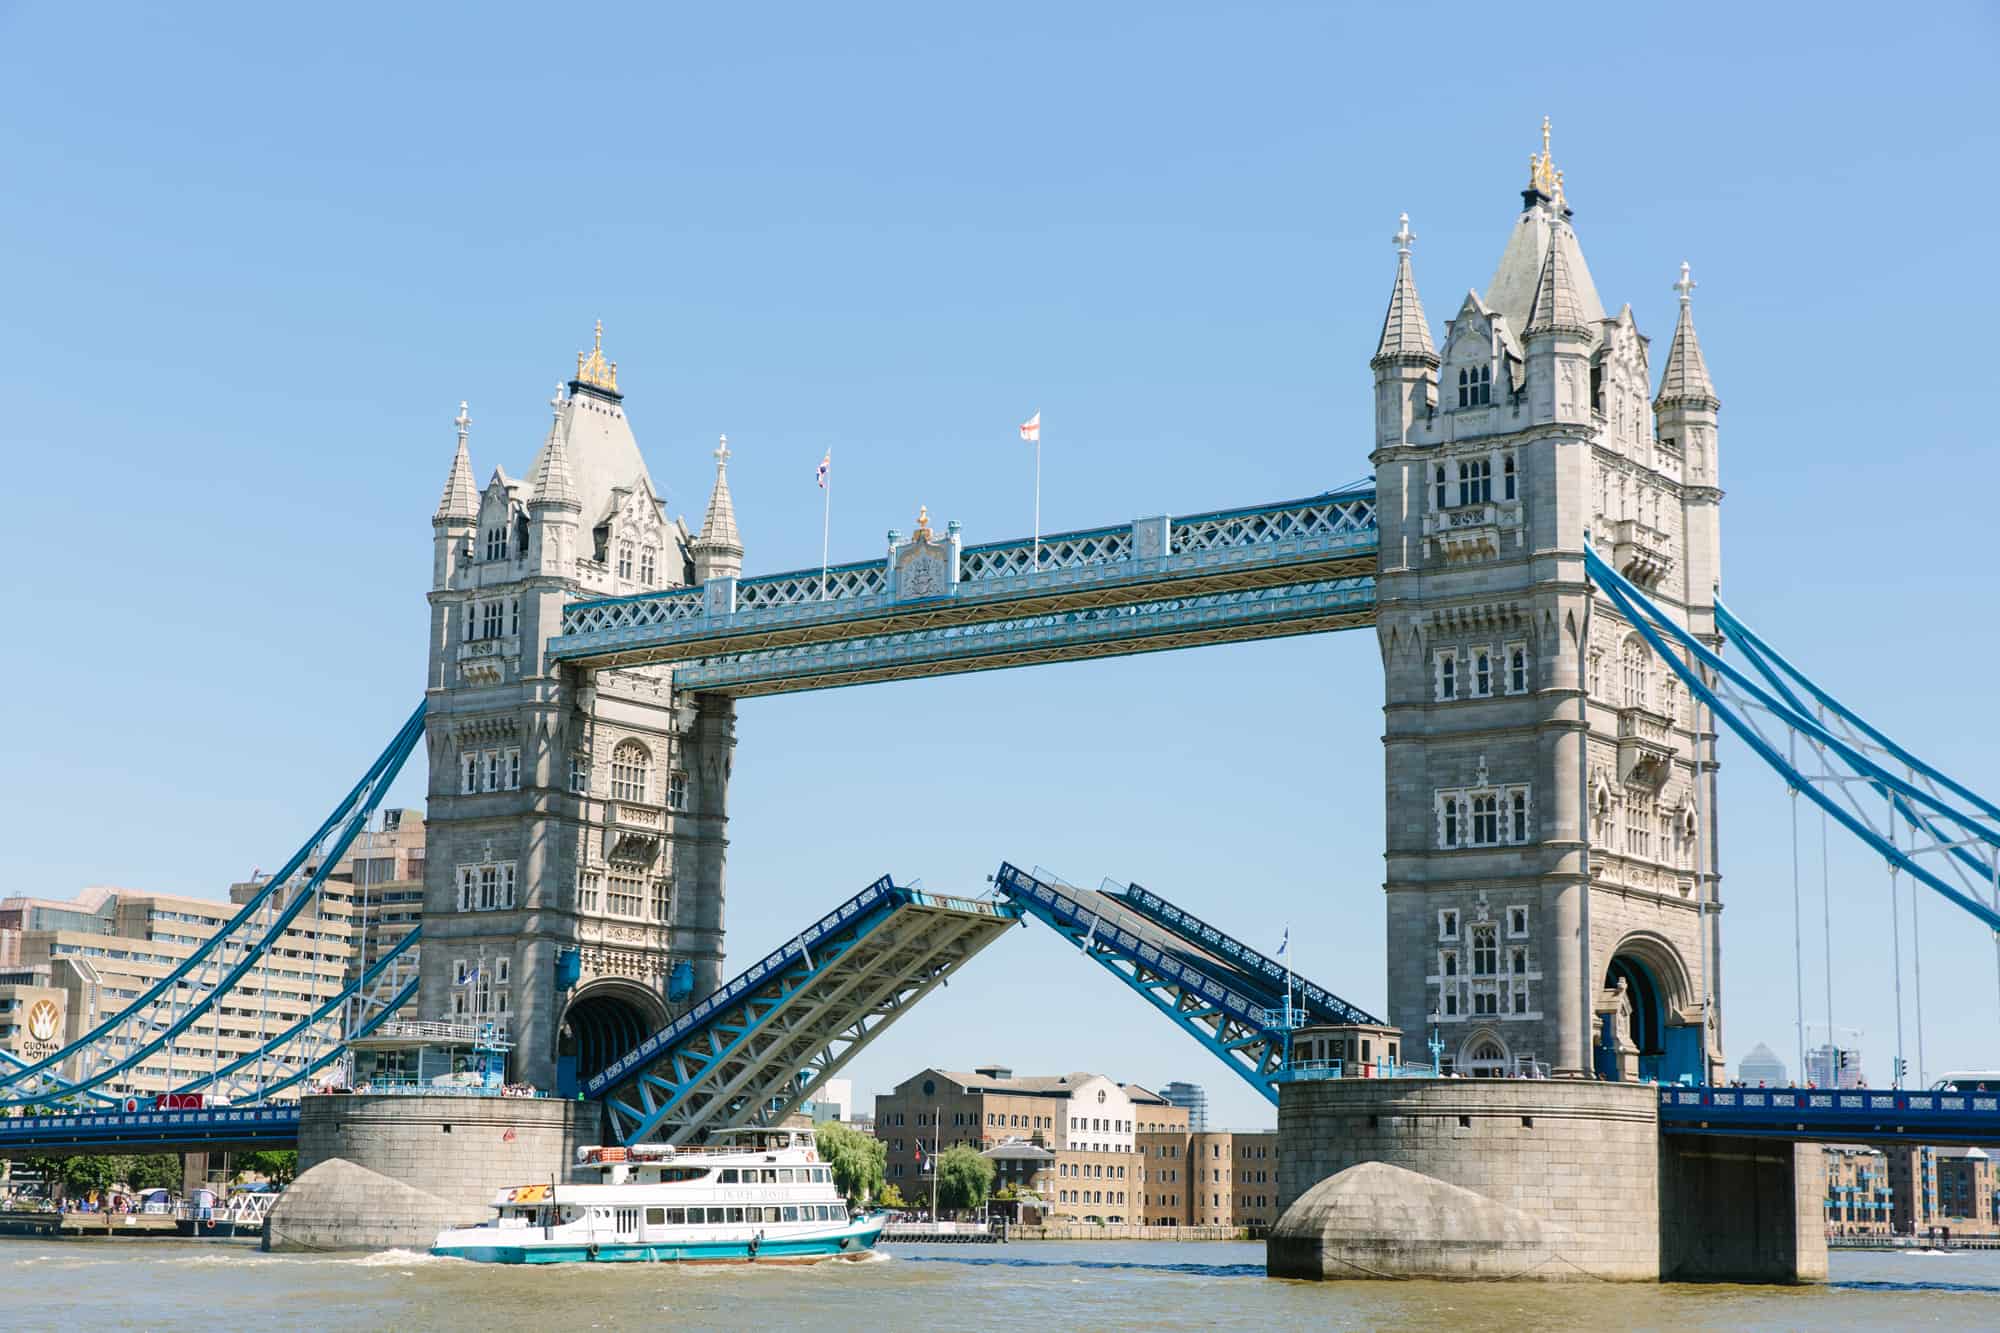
left=432, top=1220, right=884, bottom=1265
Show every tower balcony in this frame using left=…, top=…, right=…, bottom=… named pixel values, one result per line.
left=456, top=636, right=516, bottom=685
left=1617, top=706, right=1675, bottom=789
left=1610, top=519, right=1676, bottom=588
left=605, top=799, right=664, bottom=863
left=1422, top=499, right=1524, bottom=564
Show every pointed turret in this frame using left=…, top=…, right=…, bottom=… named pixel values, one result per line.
left=1370, top=214, right=1439, bottom=451
left=528, top=386, right=582, bottom=512
left=1373, top=214, right=1437, bottom=366
left=1656, top=263, right=1719, bottom=410
left=434, top=402, right=479, bottom=522
left=1524, top=221, right=1591, bottom=337
left=691, top=435, right=745, bottom=582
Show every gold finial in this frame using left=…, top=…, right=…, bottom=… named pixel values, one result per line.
left=1530, top=116, right=1560, bottom=201
left=913, top=504, right=934, bottom=542
left=574, top=318, right=619, bottom=392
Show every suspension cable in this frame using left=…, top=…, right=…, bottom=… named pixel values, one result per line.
left=1887, top=794, right=1906, bottom=1090
left=1821, top=797, right=1835, bottom=1076
left=1789, top=728, right=1806, bottom=1081
left=1908, top=766, right=1926, bottom=1090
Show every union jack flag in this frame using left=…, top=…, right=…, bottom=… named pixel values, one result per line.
left=816, top=451, right=830, bottom=488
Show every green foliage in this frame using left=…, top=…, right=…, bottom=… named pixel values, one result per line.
left=814, top=1122, right=885, bottom=1205
left=234, top=1149, right=298, bottom=1185
left=876, top=1182, right=908, bottom=1211
left=124, top=1154, right=186, bottom=1193
left=934, top=1144, right=994, bottom=1214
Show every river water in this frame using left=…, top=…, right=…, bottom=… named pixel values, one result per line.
left=4, top=1237, right=1996, bottom=1329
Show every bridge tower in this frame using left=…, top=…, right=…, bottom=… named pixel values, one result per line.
left=423, top=327, right=738, bottom=1091
left=1370, top=127, right=1724, bottom=1081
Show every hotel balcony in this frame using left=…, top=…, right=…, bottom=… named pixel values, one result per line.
left=1617, top=706, right=1675, bottom=790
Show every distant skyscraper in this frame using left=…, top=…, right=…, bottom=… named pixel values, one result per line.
left=1737, top=1042, right=1788, bottom=1087
left=1805, top=1042, right=1864, bottom=1089
left=1161, top=1080, right=1208, bottom=1132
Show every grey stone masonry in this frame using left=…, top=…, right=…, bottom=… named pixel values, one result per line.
left=423, top=363, right=740, bottom=1089
left=1369, top=172, right=1724, bottom=1080
left=1277, top=1078, right=1661, bottom=1280
left=265, top=1092, right=598, bottom=1251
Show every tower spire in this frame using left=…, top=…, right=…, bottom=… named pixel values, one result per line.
left=1656, top=262, right=1719, bottom=408
left=1372, top=213, right=1437, bottom=366
left=572, top=318, right=620, bottom=395
left=1524, top=216, right=1589, bottom=336
left=434, top=400, right=478, bottom=522
left=529, top=383, right=581, bottom=509
left=692, top=433, right=744, bottom=581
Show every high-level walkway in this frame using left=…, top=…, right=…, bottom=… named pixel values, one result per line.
left=550, top=488, right=1378, bottom=694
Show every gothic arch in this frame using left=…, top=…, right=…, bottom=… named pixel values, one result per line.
left=1603, top=929, right=1695, bottom=1064
left=1456, top=1027, right=1511, bottom=1077
left=561, top=978, right=668, bottom=1085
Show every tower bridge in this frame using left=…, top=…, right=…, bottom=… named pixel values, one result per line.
left=5, top=127, right=1999, bottom=1280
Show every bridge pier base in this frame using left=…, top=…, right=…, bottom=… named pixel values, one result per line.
left=1658, top=1133, right=1827, bottom=1283
left=1271, top=1079, right=1828, bottom=1284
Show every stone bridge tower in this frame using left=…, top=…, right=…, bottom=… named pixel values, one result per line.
left=1370, top=127, right=1724, bottom=1081
left=423, top=326, right=738, bottom=1091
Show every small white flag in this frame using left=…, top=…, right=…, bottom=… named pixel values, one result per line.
left=1019, top=411, right=1040, bottom=443
left=816, top=451, right=830, bottom=489
left=1277, top=927, right=1289, bottom=959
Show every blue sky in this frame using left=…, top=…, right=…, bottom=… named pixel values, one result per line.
left=3, top=3, right=1997, bottom=1128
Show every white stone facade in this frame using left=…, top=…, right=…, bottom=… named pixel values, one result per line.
left=1370, top=143, right=1725, bottom=1080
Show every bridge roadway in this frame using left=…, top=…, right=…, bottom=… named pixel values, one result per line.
left=549, top=488, right=1378, bottom=693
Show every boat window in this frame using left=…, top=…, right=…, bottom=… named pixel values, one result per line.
left=783, top=1206, right=799, bottom=1222
left=727, top=1207, right=745, bottom=1224
left=645, top=1207, right=665, bottom=1225
left=719, top=1169, right=738, bottom=1184
left=664, top=1208, right=685, bottom=1225
left=764, top=1169, right=779, bottom=1184
left=778, top=1168, right=794, bottom=1183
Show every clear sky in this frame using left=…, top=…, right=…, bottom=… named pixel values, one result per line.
left=3, top=3, right=1997, bottom=1128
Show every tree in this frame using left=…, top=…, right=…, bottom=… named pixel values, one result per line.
left=877, top=1182, right=908, bottom=1211
left=814, top=1122, right=885, bottom=1205
left=234, top=1149, right=298, bottom=1185
left=934, top=1144, right=994, bottom=1215
left=125, top=1154, right=186, bottom=1193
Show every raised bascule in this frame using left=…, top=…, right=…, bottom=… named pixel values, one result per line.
left=5, top=125, right=1998, bottom=1280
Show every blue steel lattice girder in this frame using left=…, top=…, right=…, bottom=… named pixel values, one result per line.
left=1112, top=881, right=1381, bottom=1025
left=611, top=906, right=1003, bottom=1145
left=1584, top=547, right=2000, bottom=933
left=0, top=705, right=428, bottom=1107
left=593, top=879, right=1018, bottom=1145
left=994, top=864, right=1289, bottom=1105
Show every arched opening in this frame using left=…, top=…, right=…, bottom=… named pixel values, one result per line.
left=560, top=983, right=665, bottom=1096
left=1459, top=1031, right=1511, bottom=1078
left=1604, top=955, right=1663, bottom=1060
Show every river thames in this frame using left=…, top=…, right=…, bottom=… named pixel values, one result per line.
left=3, top=1237, right=1995, bottom=1330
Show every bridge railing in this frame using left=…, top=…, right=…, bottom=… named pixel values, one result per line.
left=557, top=488, right=1377, bottom=643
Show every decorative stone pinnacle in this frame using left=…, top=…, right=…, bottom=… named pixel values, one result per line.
left=1675, top=261, right=1697, bottom=305
left=1393, top=212, right=1414, bottom=256
left=715, top=433, right=731, bottom=468
left=454, top=401, right=470, bottom=439
left=550, top=382, right=565, bottom=417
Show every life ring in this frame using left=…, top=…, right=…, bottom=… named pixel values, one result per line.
left=586, top=1242, right=600, bottom=1260
left=204, top=1218, right=216, bottom=1231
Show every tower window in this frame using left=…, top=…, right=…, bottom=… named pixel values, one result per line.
left=1503, top=452, right=1517, bottom=501
left=1439, top=910, right=1460, bottom=941
left=485, top=527, right=507, bottom=561
left=1457, top=458, right=1493, bottom=506
left=1473, top=649, right=1493, bottom=698
left=1509, top=790, right=1529, bottom=842
left=1472, top=926, right=1498, bottom=976
left=667, top=771, right=688, bottom=811
left=1457, top=368, right=1469, bottom=408
left=640, top=547, right=657, bottom=584
left=1472, top=794, right=1499, bottom=845
left=618, top=544, right=634, bottom=579
left=1436, top=649, right=1458, bottom=701
left=611, top=740, right=652, bottom=804
left=1508, top=644, right=1529, bottom=694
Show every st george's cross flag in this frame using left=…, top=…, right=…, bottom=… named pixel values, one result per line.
left=1019, top=411, right=1040, bottom=443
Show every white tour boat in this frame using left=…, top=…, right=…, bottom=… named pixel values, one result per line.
left=431, top=1126, right=883, bottom=1264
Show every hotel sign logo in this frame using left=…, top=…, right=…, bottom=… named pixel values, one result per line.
left=22, top=997, right=63, bottom=1060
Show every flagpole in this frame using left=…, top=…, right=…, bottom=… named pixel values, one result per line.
left=820, top=448, right=832, bottom=601
left=1033, top=432, right=1042, bottom=571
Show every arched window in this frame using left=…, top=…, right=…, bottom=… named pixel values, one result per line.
left=1622, top=637, right=1650, bottom=709
left=611, top=740, right=652, bottom=803
left=1471, top=926, right=1498, bottom=976
left=640, top=547, right=657, bottom=584
left=1509, top=645, right=1529, bottom=694
left=1434, top=464, right=1449, bottom=510
left=1472, top=794, right=1499, bottom=844
left=1476, top=364, right=1492, bottom=405
left=1457, top=368, right=1470, bottom=407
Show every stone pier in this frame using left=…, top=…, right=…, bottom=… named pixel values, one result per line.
left=1269, top=1079, right=1826, bottom=1283
left=265, top=1094, right=598, bottom=1252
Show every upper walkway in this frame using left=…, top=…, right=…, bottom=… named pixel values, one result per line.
left=550, top=488, right=1378, bottom=694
